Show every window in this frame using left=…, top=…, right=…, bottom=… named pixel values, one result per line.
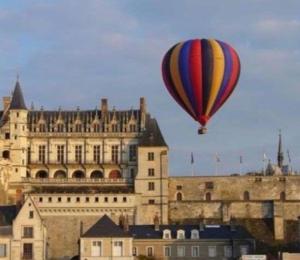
left=67, top=197, right=71, bottom=202
left=39, top=124, right=46, bottom=132
left=23, top=243, right=33, bottom=259
left=38, top=145, right=46, bottom=163
left=85, top=197, right=89, bottom=202
left=208, top=246, right=217, bottom=257
left=177, top=246, right=185, bottom=257
left=164, top=246, right=171, bottom=257
left=177, top=230, right=185, bottom=239
left=48, top=197, right=52, bottom=203
left=57, top=145, right=64, bottom=164
left=205, top=192, right=211, bottom=201
left=91, top=241, right=102, bottom=257
left=176, top=185, right=182, bottom=190
left=39, top=197, right=43, bottom=203
left=224, top=246, right=232, bottom=257
left=76, top=197, right=80, bottom=202
left=5, top=133, right=10, bottom=139
left=191, top=246, right=199, bottom=257
left=23, top=227, right=33, bottom=238
left=93, top=145, right=101, bottom=163
left=129, top=145, right=137, bottom=161
left=176, top=192, right=183, bottom=201
left=148, top=182, right=155, bottom=191
left=29, top=211, right=34, bottom=219
left=57, top=124, right=64, bottom=132
left=2, top=150, right=9, bottom=159
left=123, top=197, right=127, bottom=202
left=132, top=247, right=138, bottom=256
left=27, top=147, right=31, bottom=164
left=129, top=124, right=136, bottom=132
left=113, top=197, right=118, bottom=202
left=95, top=197, right=99, bottom=202
left=0, top=244, right=6, bottom=257
left=93, top=124, right=100, bottom=132
left=280, top=191, right=286, bottom=201
left=147, top=247, right=154, bottom=257
left=148, top=152, right=154, bottom=161
left=75, top=145, right=82, bottom=163
left=130, top=168, right=135, bottom=178
left=111, top=145, right=119, bottom=163
left=58, top=197, right=62, bottom=202
left=244, top=191, right=250, bottom=201
left=163, top=229, right=171, bottom=239
left=113, top=241, right=123, bottom=256
left=191, top=229, right=199, bottom=239
left=104, top=197, right=108, bottom=202
left=148, top=168, right=155, bottom=176
left=148, top=199, right=155, bottom=204
left=205, top=181, right=214, bottom=189
left=240, top=245, right=249, bottom=255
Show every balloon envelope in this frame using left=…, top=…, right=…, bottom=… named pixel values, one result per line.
left=162, top=39, right=240, bottom=127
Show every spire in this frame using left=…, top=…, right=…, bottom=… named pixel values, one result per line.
left=278, top=130, right=284, bottom=168
left=10, top=80, right=27, bottom=110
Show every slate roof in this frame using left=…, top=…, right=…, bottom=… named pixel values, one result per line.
left=0, top=205, right=17, bottom=226
left=82, top=214, right=131, bottom=238
left=139, top=115, right=168, bottom=147
left=82, top=215, right=253, bottom=240
left=0, top=226, right=12, bottom=236
left=10, top=81, right=27, bottom=110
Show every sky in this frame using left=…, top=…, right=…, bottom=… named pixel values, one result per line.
left=0, top=0, right=299, bottom=176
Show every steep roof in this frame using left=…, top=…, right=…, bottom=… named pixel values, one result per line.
left=10, top=81, right=27, bottom=110
left=82, top=215, right=131, bottom=238
left=0, top=205, right=17, bottom=226
left=139, top=114, right=168, bottom=147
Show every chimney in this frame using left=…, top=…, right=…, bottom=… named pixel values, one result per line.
left=101, top=98, right=108, bottom=114
left=140, top=97, right=146, bottom=130
left=123, top=215, right=129, bottom=232
left=230, top=217, right=236, bottom=232
left=2, top=97, right=11, bottom=111
left=154, top=214, right=160, bottom=231
left=199, top=216, right=205, bottom=231
left=140, top=97, right=146, bottom=113
left=119, top=214, right=125, bottom=228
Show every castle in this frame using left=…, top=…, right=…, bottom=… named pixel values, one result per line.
left=0, top=81, right=300, bottom=259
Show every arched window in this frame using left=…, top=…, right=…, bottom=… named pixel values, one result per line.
left=2, top=150, right=10, bottom=159
left=90, top=170, right=104, bottom=179
left=109, top=170, right=121, bottom=179
left=205, top=192, right=211, bottom=201
left=72, top=170, right=85, bottom=178
left=280, top=191, right=286, bottom=201
left=176, top=192, right=183, bottom=201
left=177, top=229, right=185, bottom=239
left=36, top=170, right=48, bottom=178
left=54, top=170, right=67, bottom=179
left=191, top=229, right=199, bottom=239
left=243, top=191, right=250, bottom=201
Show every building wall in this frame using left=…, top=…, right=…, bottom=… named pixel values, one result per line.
left=0, top=236, right=11, bottom=260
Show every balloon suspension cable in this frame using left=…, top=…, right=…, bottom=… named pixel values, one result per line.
left=198, top=126, right=207, bottom=135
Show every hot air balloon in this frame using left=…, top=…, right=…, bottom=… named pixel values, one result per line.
left=161, top=39, right=240, bottom=134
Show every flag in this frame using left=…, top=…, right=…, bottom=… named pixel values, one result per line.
left=287, top=150, right=291, bottom=163
left=191, top=152, right=194, bottom=164
left=240, top=155, right=243, bottom=164
left=215, top=153, right=220, bottom=162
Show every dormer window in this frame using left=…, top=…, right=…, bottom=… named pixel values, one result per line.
left=93, top=124, right=100, bottom=132
left=57, top=124, right=64, bottom=132
left=177, top=229, right=185, bottom=239
left=75, top=124, right=82, bottom=132
left=191, top=229, right=199, bottom=239
left=129, top=124, right=136, bottom=132
left=39, top=124, right=46, bottom=132
left=163, top=229, right=171, bottom=239
left=112, top=124, right=118, bottom=132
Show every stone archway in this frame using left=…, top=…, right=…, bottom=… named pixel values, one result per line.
left=72, top=170, right=85, bottom=178
left=36, top=170, right=48, bottom=178
left=54, top=170, right=67, bottom=179
left=90, top=170, right=104, bottom=179
left=109, top=170, right=121, bottom=179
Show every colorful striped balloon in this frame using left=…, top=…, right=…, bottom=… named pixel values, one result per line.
left=162, top=39, right=240, bottom=134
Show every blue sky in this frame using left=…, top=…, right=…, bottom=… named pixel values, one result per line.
left=0, top=0, right=299, bottom=176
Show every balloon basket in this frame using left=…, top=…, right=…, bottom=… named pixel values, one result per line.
left=198, top=127, right=207, bottom=135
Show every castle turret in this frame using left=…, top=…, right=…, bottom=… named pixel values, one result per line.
left=9, top=80, right=28, bottom=183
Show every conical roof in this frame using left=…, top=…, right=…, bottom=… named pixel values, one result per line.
left=10, top=81, right=27, bottom=110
